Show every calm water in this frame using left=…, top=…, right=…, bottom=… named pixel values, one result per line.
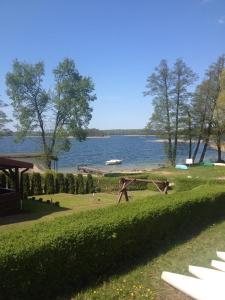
left=0, top=135, right=220, bottom=172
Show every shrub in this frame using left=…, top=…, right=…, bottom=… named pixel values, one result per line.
left=0, top=172, right=6, bottom=188
left=55, top=173, right=65, bottom=193
left=86, top=174, right=94, bottom=193
left=1, top=185, right=225, bottom=299
left=76, top=174, right=85, bottom=194
left=64, top=173, right=75, bottom=194
left=31, top=173, right=42, bottom=195
left=44, top=173, right=55, bottom=194
left=21, top=173, right=30, bottom=199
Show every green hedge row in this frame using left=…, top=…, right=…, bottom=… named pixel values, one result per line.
left=1, top=185, right=225, bottom=299
left=20, top=172, right=94, bottom=198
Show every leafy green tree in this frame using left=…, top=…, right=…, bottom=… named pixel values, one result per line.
left=6, top=58, right=96, bottom=168
left=171, top=59, right=197, bottom=164
left=199, top=55, right=225, bottom=162
left=144, top=59, right=173, bottom=164
left=191, top=80, right=211, bottom=162
left=0, top=100, right=11, bottom=135
left=144, top=59, right=196, bottom=165
left=212, top=69, right=225, bottom=162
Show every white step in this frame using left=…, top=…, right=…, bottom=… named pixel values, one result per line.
left=217, top=251, right=225, bottom=261
left=211, top=260, right=225, bottom=272
left=189, top=265, right=225, bottom=282
left=161, top=271, right=225, bottom=300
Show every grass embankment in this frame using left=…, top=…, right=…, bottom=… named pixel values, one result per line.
left=151, top=164, right=225, bottom=180
left=73, top=218, right=225, bottom=300
left=1, top=185, right=225, bottom=299
left=0, top=190, right=156, bottom=232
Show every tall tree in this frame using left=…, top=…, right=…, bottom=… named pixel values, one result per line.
left=212, top=69, right=225, bottom=162
left=0, top=100, right=11, bottom=135
left=144, top=59, right=173, bottom=164
left=191, top=81, right=211, bottom=162
left=170, top=59, right=197, bottom=164
left=199, top=55, right=225, bottom=162
left=6, top=58, right=96, bottom=168
left=145, top=59, right=196, bottom=165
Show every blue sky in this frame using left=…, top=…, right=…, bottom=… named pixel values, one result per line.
left=0, top=0, right=224, bottom=130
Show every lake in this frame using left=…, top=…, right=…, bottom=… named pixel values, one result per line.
left=0, top=135, right=220, bottom=172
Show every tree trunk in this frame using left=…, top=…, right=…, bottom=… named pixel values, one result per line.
left=199, top=121, right=213, bottom=163
left=187, top=111, right=192, bottom=159
left=172, top=91, right=180, bottom=166
left=217, top=144, right=222, bottom=162
left=192, top=135, right=201, bottom=162
left=216, top=131, right=223, bottom=162
left=189, top=137, right=192, bottom=159
left=199, top=139, right=209, bottom=163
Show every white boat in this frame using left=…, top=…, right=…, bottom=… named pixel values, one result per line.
left=105, top=159, right=122, bottom=165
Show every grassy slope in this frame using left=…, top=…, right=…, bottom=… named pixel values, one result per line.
left=151, top=165, right=225, bottom=180
left=0, top=190, right=156, bottom=232
left=72, top=218, right=225, bottom=300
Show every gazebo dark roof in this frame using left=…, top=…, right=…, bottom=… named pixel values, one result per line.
left=0, top=157, right=33, bottom=170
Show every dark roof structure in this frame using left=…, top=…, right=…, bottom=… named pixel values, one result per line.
left=0, top=157, right=33, bottom=169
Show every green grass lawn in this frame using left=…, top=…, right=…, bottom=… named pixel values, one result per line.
left=151, top=164, right=225, bottom=180
left=69, top=218, right=225, bottom=300
left=0, top=190, right=157, bottom=232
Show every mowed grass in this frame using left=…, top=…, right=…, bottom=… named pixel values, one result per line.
left=151, top=164, right=225, bottom=180
left=69, top=218, right=225, bottom=300
left=0, top=190, right=157, bottom=232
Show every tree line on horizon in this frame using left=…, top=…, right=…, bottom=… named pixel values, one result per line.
left=144, top=54, right=225, bottom=165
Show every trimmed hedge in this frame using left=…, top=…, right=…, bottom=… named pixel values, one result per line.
left=20, top=171, right=154, bottom=196
left=44, top=173, right=55, bottom=194
left=1, top=185, right=225, bottom=299
left=22, top=173, right=30, bottom=199
left=93, top=174, right=151, bottom=192
left=55, top=173, right=65, bottom=193
left=64, top=173, right=75, bottom=194
left=76, top=174, right=85, bottom=194
left=86, top=174, right=94, bottom=193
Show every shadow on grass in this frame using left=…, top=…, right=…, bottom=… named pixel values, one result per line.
left=59, top=215, right=225, bottom=300
left=0, top=199, right=70, bottom=226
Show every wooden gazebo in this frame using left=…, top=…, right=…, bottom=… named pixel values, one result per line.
left=0, top=157, right=33, bottom=215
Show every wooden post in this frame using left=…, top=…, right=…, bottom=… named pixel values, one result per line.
left=117, top=177, right=169, bottom=204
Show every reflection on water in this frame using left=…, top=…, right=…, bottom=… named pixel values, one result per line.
left=0, top=136, right=220, bottom=172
